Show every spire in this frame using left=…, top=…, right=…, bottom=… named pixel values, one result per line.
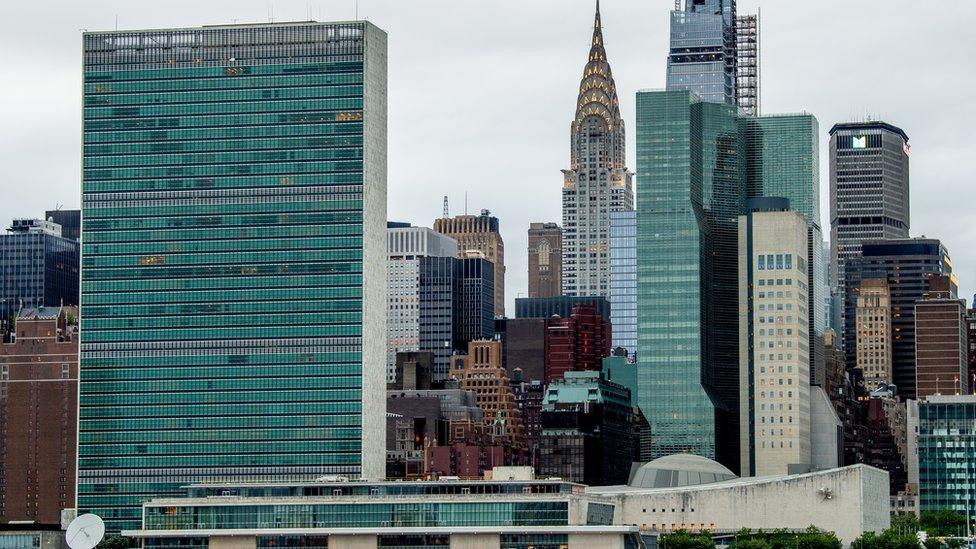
left=592, top=0, right=603, bottom=47
left=573, top=0, right=621, bottom=133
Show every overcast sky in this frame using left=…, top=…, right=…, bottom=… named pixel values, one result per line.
left=2, top=0, right=974, bottom=310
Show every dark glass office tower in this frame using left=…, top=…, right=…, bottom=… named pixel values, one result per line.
left=844, top=239, right=954, bottom=399
left=452, top=256, right=495, bottom=350
left=80, top=21, right=387, bottom=531
left=666, top=0, right=738, bottom=106
left=829, top=122, right=910, bottom=297
left=0, top=219, right=79, bottom=324
left=45, top=210, right=81, bottom=242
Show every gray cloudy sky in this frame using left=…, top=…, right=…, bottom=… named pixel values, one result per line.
left=2, top=0, right=975, bottom=310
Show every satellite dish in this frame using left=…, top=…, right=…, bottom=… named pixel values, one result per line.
left=65, top=514, right=105, bottom=549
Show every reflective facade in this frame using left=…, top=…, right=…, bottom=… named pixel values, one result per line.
left=635, top=91, right=822, bottom=471
left=666, top=0, right=738, bottom=106
left=635, top=90, right=743, bottom=464
left=0, top=221, right=79, bottom=324
left=561, top=3, right=634, bottom=298
left=609, top=210, right=637, bottom=356
left=79, top=21, right=388, bottom=531
left=433, top=212, right=505, bottom=317
left=123, top=479, right=644, bottom=548
left=452, top=257, right=495, bottom=350
left=914, top=395, right=976, bottom=516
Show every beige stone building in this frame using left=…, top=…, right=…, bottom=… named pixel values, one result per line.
left=856, top=278, right=893, bottom=389
left=527, top=222, right=562, bottom=298
left=738, top=201, right=811, bottom=477
left=450, top=339, right=524, bottom=443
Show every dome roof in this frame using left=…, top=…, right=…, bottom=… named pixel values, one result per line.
left=627, top=454, right=738, bottom=489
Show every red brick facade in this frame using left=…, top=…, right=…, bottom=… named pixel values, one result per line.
left=0, top=307, right=77, bottom=525
left=544, top=304, right=611, bottom=383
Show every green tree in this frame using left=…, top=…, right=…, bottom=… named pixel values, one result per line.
left=659, top=530, right=716, bottom=549
left=921, top=510, right=968, bottom=537
left=97, top=535, right=136, bottom=549
left=796, top=526, right=842, bottom=549
left=851, top=529, right=921, bottom=549
left=891, top=511, right=922, bottom=536
left=731, top=539, right=773, bottom=549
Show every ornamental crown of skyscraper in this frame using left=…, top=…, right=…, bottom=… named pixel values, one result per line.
left=573, top=0, right=622, bottom=134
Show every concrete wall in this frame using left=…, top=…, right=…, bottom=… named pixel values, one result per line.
left=450, top=533, right=500, bottom=549
left=360, top=20, right=389, bottom=482
left=569, top=533, right=624, bottom=549
left=328, top=535, right=378, bottom=549
left=810, top=386, right=842, bottom=470
left=209, top=536, right=257, bottom=549
left=594, top=464, right=888, bottom=544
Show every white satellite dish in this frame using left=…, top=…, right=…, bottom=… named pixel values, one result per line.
left=65, top=513, right=105, bottom=549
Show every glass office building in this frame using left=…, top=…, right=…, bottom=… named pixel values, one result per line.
left=609, top=211, right=637, bottom=356
left=79, top=21, right=387, bottom=531
left=635, top=90, right=822, bottom=471
left=666, top=0, right=738, bottom=106
left=121, top=479, right=643, bottom=548
left=635, top=89, right=743, bottom=464
left=913, top=395, right=976, bottom=517
left=0, top=219, right=79, bottom=324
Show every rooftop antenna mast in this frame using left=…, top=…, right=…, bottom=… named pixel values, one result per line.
left=442, top=196, right=449, bottom=218
left=464, top=192, right=468, bottom=216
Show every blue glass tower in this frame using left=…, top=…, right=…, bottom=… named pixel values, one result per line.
left=609, top=210, right=637, bottom=357
left=666, top=0, right=738, bottom=106
left=79, top=21, right=387, bottom=531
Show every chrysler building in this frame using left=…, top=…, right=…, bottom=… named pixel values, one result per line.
left=561, top=1, right=633, bottom=297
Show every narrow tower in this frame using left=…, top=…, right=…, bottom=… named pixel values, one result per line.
left=561, top=1, right=634, bottom=297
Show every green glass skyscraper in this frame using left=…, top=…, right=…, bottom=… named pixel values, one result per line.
left=635, top=90, right=820, bottom=471
left=79, top=21, right=387, bottom=531
left=635, top=89, right=744, bottom=466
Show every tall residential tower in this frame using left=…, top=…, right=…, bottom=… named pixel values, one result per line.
left=79, top=21, right=388, bottom=531
left=561, top=2, right=634, bottom=298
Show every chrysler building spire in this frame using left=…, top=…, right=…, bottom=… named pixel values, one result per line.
left=561, top=1, right=633, bottom=298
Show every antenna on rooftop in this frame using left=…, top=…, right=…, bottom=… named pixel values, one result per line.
left=464, top=192, right=468, bottom=216
left=443, top=196, right=449, bottom=218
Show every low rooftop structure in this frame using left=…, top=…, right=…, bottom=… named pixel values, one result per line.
left=627, top=454, right=738, bottom=489
left=589, top=461, right=889, bottom=544
left=124, top=477, right=642, bottom=549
